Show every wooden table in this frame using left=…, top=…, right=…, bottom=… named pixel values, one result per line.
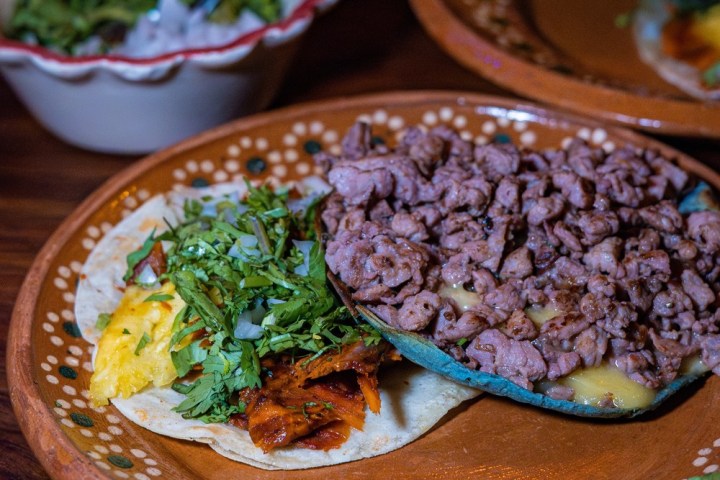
left=2, top=1, right=720, bottom=478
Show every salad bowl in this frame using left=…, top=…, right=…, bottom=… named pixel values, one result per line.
left=0, top=0, right=337, bottom=154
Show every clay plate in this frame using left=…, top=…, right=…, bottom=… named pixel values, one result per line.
left=410, top=0, right=720, bottom=138
left=8, top=91, right=720, bottom=480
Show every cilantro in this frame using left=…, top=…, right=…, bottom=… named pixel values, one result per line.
left=689, top=474, right=720, bottom=480
left=170, top=305, right=189, bottom=335
left=173, top=270, right=229, bottom=335
left=134, top=332, right=151, bottom=355
left=308, top=241, right=326, bottom=282
left=249, top=216, right=271, bottom=255
left=9, top=0, right=283, bottom=56
left=122, top=228, right=156, bottom=282
left=302, top=401, right=318, bottom=418
left=456, top=337, right=469, bottom=347
left=202, top=0, right=282, bottom=24
left=96, top=313, right=112, bottom=331
left=171, top=340, right=208, bottom=377
left=122, top=328, right=131, bottom=335
left=159, top=181, right=382, bottom=424
left=144, top=293, right=174, bottom=302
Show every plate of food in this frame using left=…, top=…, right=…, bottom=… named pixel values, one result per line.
left=8, top=91, right=720, bottom=479
left=410, top=0, right=720, bottom=138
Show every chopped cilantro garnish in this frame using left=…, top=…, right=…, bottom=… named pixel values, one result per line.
left=96, top=313, right=112, bottom=331
left=144, top=293, right=174, bottom=302
left=134, top=332, right=151, bottom=355
left=122, top=328, right=131, bottom=335
left=302, top=401, right=318, bottom=418
left=150, top=181, right=382, bottom=424
left=8, top=0, right=283, bottom=56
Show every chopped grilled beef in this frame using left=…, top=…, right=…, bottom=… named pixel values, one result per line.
left=320, top=122, right=720, bottom=399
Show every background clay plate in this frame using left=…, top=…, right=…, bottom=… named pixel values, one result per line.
left=8, top=91, right=720, bottom=480
left=411, top=0, right=720, bottom=138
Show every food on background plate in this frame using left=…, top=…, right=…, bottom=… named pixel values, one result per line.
left=74, top=178, right=479, bottom=470
left=319, top=121, right=720, bottom=417
left=6, top=0, right=287, bottom=57
left=634, top=0, right=720, bottom=100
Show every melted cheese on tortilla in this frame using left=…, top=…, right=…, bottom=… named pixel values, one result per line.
left=439, top=289, right=662, bottom=408
left=555, top=363, right=656, bottom=409
left=680, top=355, right=710, bottom=376
left=90, top=282, right=187, bottom=406
left=438, top=284, right=482, bottom=311
left=525, top=305, right=560, bottom=327
left=525, top=306, right=658, bottom=408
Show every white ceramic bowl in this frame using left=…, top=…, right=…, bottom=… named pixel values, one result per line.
left=0, top=0, right=336, bottom=154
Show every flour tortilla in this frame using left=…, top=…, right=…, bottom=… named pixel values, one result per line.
left=633, top=0, right=720, bottom=101
left=75, top=181, right=480, bottom=470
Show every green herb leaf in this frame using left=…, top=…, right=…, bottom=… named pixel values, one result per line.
left=308, top=241, right=326, bottom=282
left=144, top=293, right=174, bottom=302
left=160, top=179, right=380, bottom=426
left=134, top=332, right=151, bottom=355
left=171, top=340, right=208, bottom=377
left=10, top=0, right=283, bottom=55
left=173, top=270, right=229, bottom=334
left=122, top=328, right=131, bottom=335
left=123, top=228, right=157, bottom=282
left=96, top=313, right=112, bottom=331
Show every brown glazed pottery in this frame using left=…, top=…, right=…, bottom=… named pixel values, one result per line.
left=8, top=91, right=720, bottom=479
left=411, top=0, right=720, bottom=138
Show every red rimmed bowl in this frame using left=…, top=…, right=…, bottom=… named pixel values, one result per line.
left=0, top=0, right=337, bottom=154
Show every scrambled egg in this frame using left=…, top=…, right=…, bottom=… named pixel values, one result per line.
left=90, top=282, right=187, bottom=406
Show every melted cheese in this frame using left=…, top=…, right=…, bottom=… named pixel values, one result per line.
left=90, top=282, right=187, bottom=406
left=555, top=363, right=657, bottom=409
left=438, top=284, right=482, bottom=311
left=525, top=305, right=560, bottom=327
left=680, top=355, right=710, bottom=376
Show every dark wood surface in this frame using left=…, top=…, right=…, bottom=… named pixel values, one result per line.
left=1, top=1, right=720, bottom=479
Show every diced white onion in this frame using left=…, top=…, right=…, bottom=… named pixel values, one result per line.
left=240, top=234, right=259, bottom=248
left=234, top=304, right=267, bottom=340
left=287, top=195, right=318, bottom=216
left=135, top=264, right=159, bottom=286
left=228, top=234, right=261, bottom=260
left=233, top=320, right=264, bottom=340
left=227, top=243, right=241, bottom=259
left=292, top=240, right=314, bottom=277
left=201, top=202, right=219, bottom=217
left=76, top=0, right=290, bottom=58
left=248, top=303, right=267, bottom=323
left=296, top=176, right=333, bottom=197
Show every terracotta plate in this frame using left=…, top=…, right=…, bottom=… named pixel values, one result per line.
left=411, top=0, right=720, bottom=138
left=8, top=91, right=720, bottom=480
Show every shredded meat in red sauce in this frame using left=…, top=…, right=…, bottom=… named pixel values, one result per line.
left=319, top=122, right=720, bottom=401
left=229, top=340, right=397, bottom=452
left=127, top=241, right=166, bottom=285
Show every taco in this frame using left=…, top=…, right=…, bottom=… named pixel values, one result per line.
left=74, top=178, right=479, bottom=470
left=318, top=121, right=720, bottom=418
left=634, top=0, right=720, bottom=100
